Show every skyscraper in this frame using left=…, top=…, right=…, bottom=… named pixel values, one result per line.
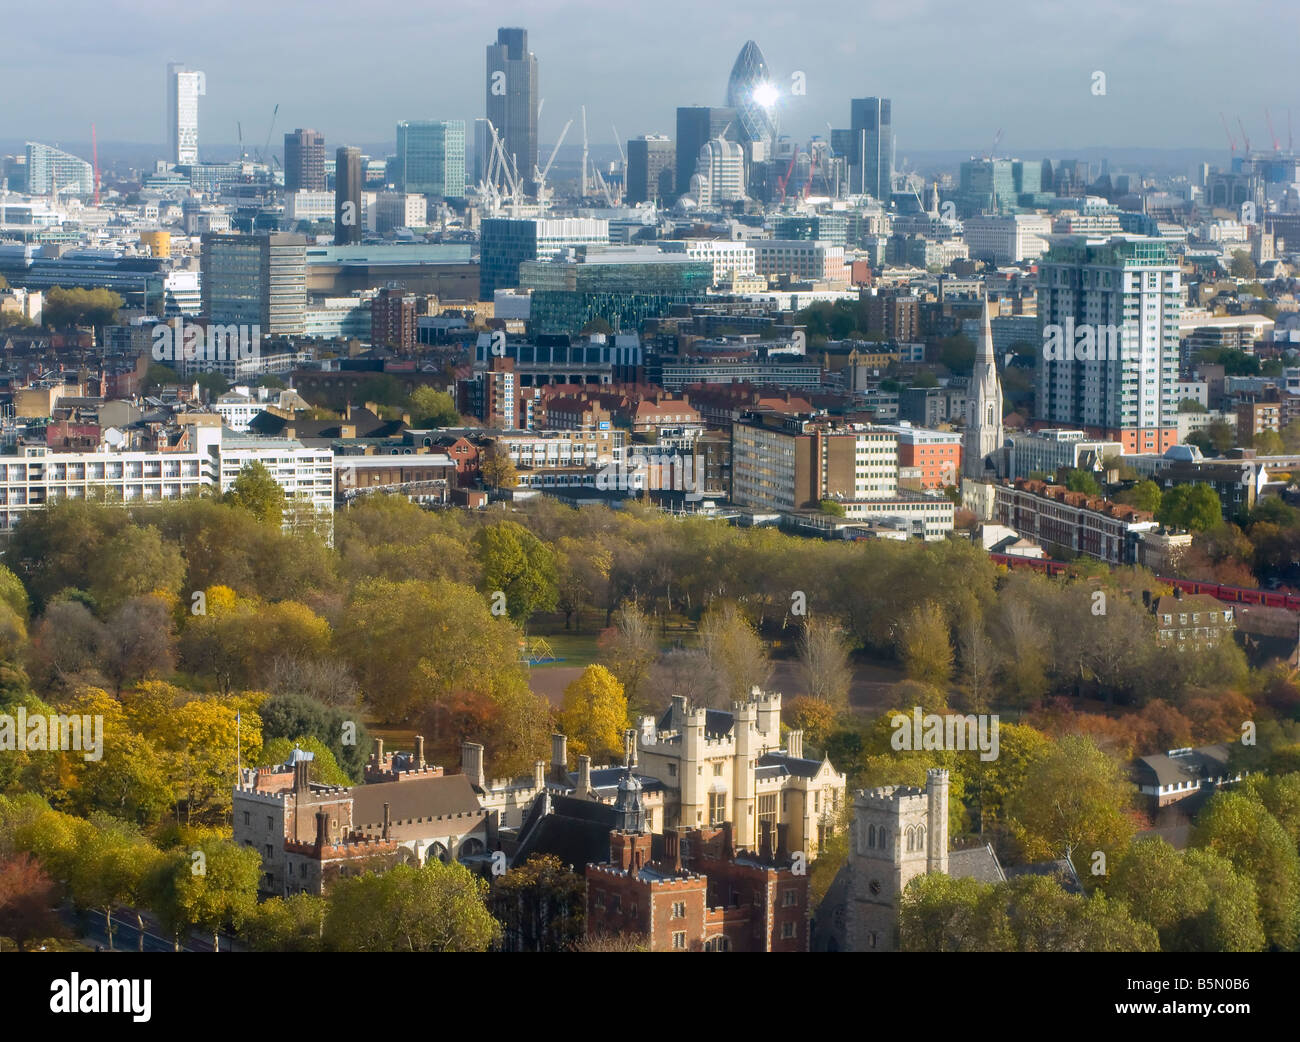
left=395, top=120, right=466, bottom=198
left=963, top=300, right=1005, bottom=481
left=675, top=107, right=736, bottom=204
left=23, top=142, right=94, bottom=196
left=201, top=232, right=308, bottom=336
left=1036, top=236, right=1182, bottom=453
left=334, top=146, right=363, bottom=246
left=726, top=41, right=777, bottom=159
left=167, top=63, right=206, bottom=166
left=485, top=27, right=539, bottom=196
left=848, top=97, right=893, bottom=200
left=284, top=129, right=326, bottom=192
left=626, top=135, right=675, bottom=205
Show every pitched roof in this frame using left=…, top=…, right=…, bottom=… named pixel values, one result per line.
left=350, top=773, right=481, bottom=828
left=948, top=843, right=1006, bottom=884
left=757, top=752, right=824, bottom=779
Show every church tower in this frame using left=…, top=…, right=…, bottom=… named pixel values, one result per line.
left=963, top=298, right=1005, bottom=480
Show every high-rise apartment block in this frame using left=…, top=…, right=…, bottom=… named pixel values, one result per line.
left=1036, top=236, right=1182, bottom=453
left=167, top=63, right=205, bottom=166
left=200, top=232, right=308, bottom=336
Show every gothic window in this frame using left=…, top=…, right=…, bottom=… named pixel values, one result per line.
left=879, top=827, right=888, bottom=850
left=905, top=826, right=914, bottom=852
left=917, top=824, right=926, bottom=850
left=868, top=823, right=876, bottom=848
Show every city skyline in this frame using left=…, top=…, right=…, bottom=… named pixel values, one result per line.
left=2, top=1, right=1296, bottom=157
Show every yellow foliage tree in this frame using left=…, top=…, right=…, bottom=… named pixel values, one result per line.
left=557, top=664, right=628, bottom=765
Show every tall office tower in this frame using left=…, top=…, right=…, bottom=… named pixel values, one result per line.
left=200, top=232, right=308, bottom=336
left=395, top=120, right=466, bottom=198
left=847, top=97, right=893, bottom=200
left=726, top=40, right=777, bottom=159
left=166, top=62, right=206, bottom=166
left=626, top=135, right=675, bottom=205
left=284, top=129, right=326, bottom=192
left=334, top=146, right=363, bottom=245
left=675, top=107, right=736, bottom=203
left=1036, top=236, right=1182, bottom=454
left=691, top=136, right=746, bottom=207
left=23, top=142, right=94, bottom=196
left=485, top=27, right=539, bottom=196
left=957, top=158, right=1042, bottom=216
left=963, top=300, right=1005, bottom=481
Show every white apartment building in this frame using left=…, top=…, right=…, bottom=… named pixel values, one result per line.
left=963, top=214, right=1052, bottom=265
left=691, top=136, right=746, bottom=207
left=1037, top=236, right=1182, bottom=453
left=371, top=192, right=427, bottom=234
left=746, top=239, right=849, bottom=283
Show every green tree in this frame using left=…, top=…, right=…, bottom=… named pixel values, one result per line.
left=473, top=521, right=558, bottom=624
left=1253, top=430, right=1284, bottom=455
left=152, top=838, right=261, bottom=951
left=244, top=893, right=327, bottom=952
left=86, top=525, right=185, bottom=614
left=896, top=601, right=952, bottom=691
left=408, top=386, right=461, bottom=427
left=66, top=820, right=164, bottom=951
left=1191, top=788, right=1300, bottom=949
left=478, top=442, right=519, bottom=490
left=1114, top=479, right=1163, bottom=514
left=1064, top=469, right=1101, bottom=496
left=259, top=692, right=370, bottom=781
left=819, top=499, right=846, bottom=517
left=490, top=854, right=586, bottom=951
left=42, top=286, right=124, bottom=330
left=323, top=860, right=500, bottom=952
left=224, top=461, right=286, bottom=525
left=1229, top=250, right=1256, bottom=279
left=1005, top=735, right=1135, bottom=868
left=1157, top=483, right=1223, bottom=532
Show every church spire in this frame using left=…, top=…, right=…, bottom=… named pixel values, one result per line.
left=963, top=297, right=1004, bottom=481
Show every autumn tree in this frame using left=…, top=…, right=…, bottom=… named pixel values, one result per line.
left=895, top=600, right=952, bottom=690
left=698, top=601, right=771, bottom=706
left=473, top=520, right=558, bottom=625
left=796, top=617, right=853, bottom=708
left=558, top=665, right=628, bottom=765
left=478, top=441, right=519, bottom=491
left=224, top=461, right=286, bottom=525
left=598, top=602, right=659, bottom=712
left=0, top=853, right=65, bottom=952
left=151, top=838, right=261, bottom=951
left=490, top=854, right=586, bottom=951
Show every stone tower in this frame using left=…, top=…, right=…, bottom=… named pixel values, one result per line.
left=963, top=298, right=1004, bottom=480
left=846, top=768, right=949, bottom=952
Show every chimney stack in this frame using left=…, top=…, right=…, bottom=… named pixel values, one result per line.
left=374, top=737, right=384, bottom=764
left=759, top=822, right=774, bottom=861
left=722, top=819, right=735, bottom=859
left=533, top=759, right=546, bottom=790
left=461, top=741, right=486, bottom=789
left=578, top=754, right=592, bottom=795
left=293, top=757, right=310, bottom=794
left=787, top=729, right=803, bottom=760
left=550, top=733, right=568, bottom=782
left=665, top=828, right=683, bottom=873
left=315, top=810, right=330, bottom=849
left=776, top=822, right=790, bottom=862
left=414, top=735, right=425, bottom=770
left=382, top=802, right=392, bottom=840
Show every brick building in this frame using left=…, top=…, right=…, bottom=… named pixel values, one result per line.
left=584, top=773, right=810, bottom=951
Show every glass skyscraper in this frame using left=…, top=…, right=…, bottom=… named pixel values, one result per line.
left=167, top=62, right=205, bottom=166
left=726, top=40, right=777, bottom=157
left=395, top=120, right=466, bottom=198
left=848, top=97, right=893, bottom=200
left=485, top=27, right=539, bottom=196
left=23, top=142, right=94, bottom=196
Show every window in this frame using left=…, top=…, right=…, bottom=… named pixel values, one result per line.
left=243, top=812, right=250, bottom=826
left=264, top=844, right=272, bottom=858
left=668, top=763, right=677, bottom=777
left=672, top=931, right=686, bottom=950
left=713, top=761, right=723, bottom=776
left=611, top=894, right=621, bottom=912
left=709, top=791, right=726, bottom=825
left=672, top=901, right=686, bottom=919
left=593, top=891, right=605, bottom=910
left=782, top=888, right=798, bottom=907
left=781, top=922, right=796, bottom=939
left=267, top=816, right=274, bottom=831
left=758, top=793, right=778, bottom=834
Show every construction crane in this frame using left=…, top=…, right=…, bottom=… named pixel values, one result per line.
left=774, top=149, right=798, bottom=205
left=1220, top=112, right=1237, bottom=155
left=985, top=128, right=1003, bottom=162
left=1266, top=107, right=1280, bottom=152
left=1237, top=116, right=1252, bottom=155
left=258, top=104, right=279, bottom=165
left=580, top=106, right=590, bottom=198
left=534, top=118, right=572, bottom=207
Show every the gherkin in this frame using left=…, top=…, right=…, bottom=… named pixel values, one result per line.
left=726, top=40, right=777, bottom=151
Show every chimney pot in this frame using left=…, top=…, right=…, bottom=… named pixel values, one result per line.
left=414, top=735, right=425, bottom=770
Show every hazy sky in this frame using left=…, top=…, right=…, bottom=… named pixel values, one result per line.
left=4, top=0, right=1297, bottom=160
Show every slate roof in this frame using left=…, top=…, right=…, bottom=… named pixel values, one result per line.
left=948, top=844, right=1006, bottom=884
left=1133, top=744, right=1232, bottom=789
left=567, top=767, right=665, bottom=797
left=351, top=773, right=482, bottom=828
left=1005, top=857, right=1083, bottom=895
left=756, top=752, right=824, bottom=779
left=512, top=793, right=617, bottom=874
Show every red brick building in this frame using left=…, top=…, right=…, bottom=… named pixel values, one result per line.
left=585, top=775, right=809, bottom=952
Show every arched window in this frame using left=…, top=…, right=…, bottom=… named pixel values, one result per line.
left=904, top=826, right=912, bottom=852
left=879, top=827, right=888, bottom=851
left=868, top=824, right=876, bottom=848
left=917, top=824, right=926, bottom=851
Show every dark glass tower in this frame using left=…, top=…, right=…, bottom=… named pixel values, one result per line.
left=626, top=135, right=675, bottom=205
left=848, top=97, right=894, bottom=200
left=485, top=27, right=539, bottom=197
left=333, top=146, right=362, bottom=245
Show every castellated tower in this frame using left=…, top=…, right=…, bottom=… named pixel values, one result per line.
left=846, top=768, right=949, bottom=952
